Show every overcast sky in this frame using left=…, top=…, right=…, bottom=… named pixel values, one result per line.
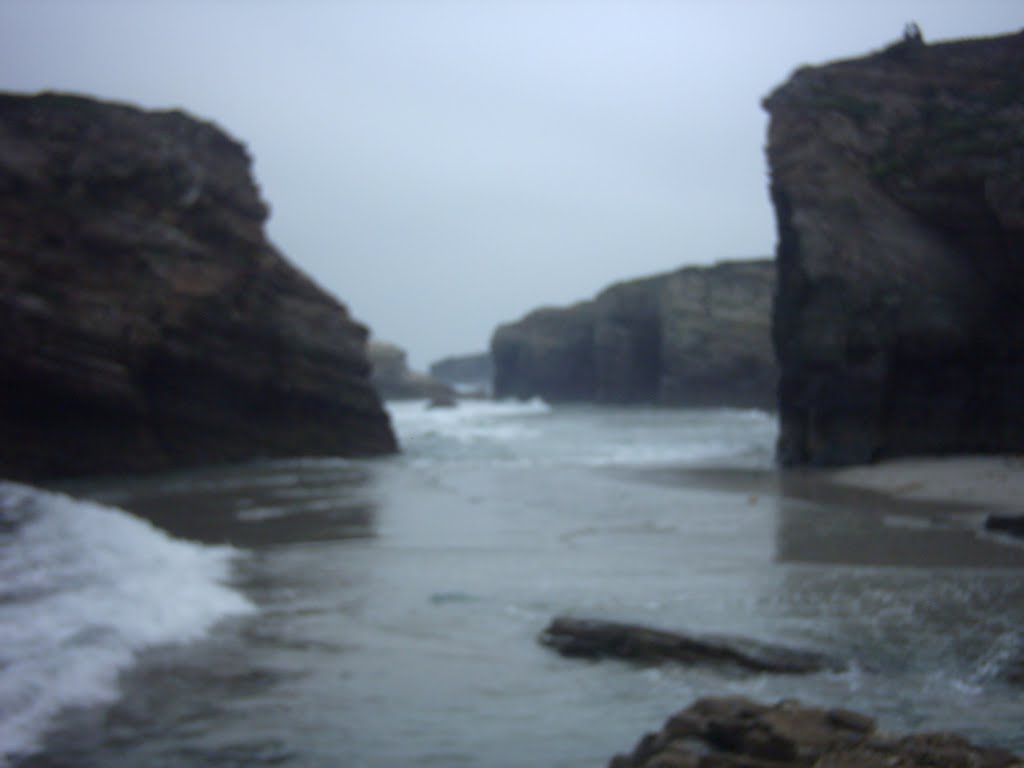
left=1, top=1, right=1020, bottom=368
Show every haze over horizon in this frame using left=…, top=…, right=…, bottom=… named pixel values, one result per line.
left=2, top=1, right=1020, bottom=369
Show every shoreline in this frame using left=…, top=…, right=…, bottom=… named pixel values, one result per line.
left=827, top=455, right=1024, bottom=514
left=621, top=454, right=1024, bottom=568
left=630, top=453, right=1024, bottom=517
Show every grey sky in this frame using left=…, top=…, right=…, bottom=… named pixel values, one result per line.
left=1, top=1, right=1020, bottom=368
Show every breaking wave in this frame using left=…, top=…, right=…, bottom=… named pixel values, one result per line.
left=0, top=481, right=253, bottom=764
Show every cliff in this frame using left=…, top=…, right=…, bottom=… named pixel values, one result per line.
left=368, top=341, right=455, bottom=402
left=491, top=259, right=776, bottom=407
left=765, top=30, right=1024, bottom=466
left=0, top=92, right=397, bottom=482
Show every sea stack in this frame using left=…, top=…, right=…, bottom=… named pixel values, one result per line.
left=765, top=31, right=1024, bottom=466
left=0, top=92, right=397, bottom=481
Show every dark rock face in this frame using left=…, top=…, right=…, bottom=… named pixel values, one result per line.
left=492, top=299, right=600, bottom=402
left=368, top=340, right=455, bottom=401
left=610, top=696, right=1020, bottom=768
left=539, top=617, right=841, bottom=675
left=491, top=260, right=776, bottom=407
left=765, top=32, right=1024, bottom=466
left=0, top=92, right=397, bottom=481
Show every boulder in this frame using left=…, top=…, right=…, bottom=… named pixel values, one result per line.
left=764, top=31, right=1024, bottom=465
left=491, top=260, right=776, bottom=407
left=610, top=696, right=1020, bottom=768
left=0, top=91, right=397, bottom=481
left=539, top=617, right=841, bottom=675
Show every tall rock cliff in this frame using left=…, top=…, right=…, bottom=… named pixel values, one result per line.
left=765, top=31, right=1024, bottom=465
left=0, top=92, right=397, bottom=481
left=491, top=260, right=776, bottom=408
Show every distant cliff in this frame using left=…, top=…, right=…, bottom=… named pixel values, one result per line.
left=369, top=341, right=455, bottom=402
left=0, top=92, right=397, bottom=481
left=429, top=352, right=492, bottom=391
left=764, top=31, right=1024, bottom=466
left=491, top=260, right=776, bottom=408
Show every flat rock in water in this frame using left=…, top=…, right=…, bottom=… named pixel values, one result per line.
left=986, top=514, right=1024, bottom=540
left=539, top=617, right=843, bottom=675
left=609, top=696, right=1021, bottom=767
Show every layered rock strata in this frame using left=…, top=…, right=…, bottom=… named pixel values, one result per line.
left=765, top=31, right=1024, bottom=465
left=610, top=696, right=1020, bottom=767
left=491, top=260, right=776, bottom=407
left=0, top=92, right=397, bottom=481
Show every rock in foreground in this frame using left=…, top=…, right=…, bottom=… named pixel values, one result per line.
left=492, top=259, right=776, bottom=407
left=0, top=92, right=397, bottom=481
left=611, top=696, right=1021, bottom=768
left=765, top=31, right=1024, bottom=466
left=540, top=617, right=841, bottom=675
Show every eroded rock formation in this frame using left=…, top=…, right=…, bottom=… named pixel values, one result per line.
left=491, top=260, right=776, bottom=407
left=765, top=31, right=1024, bottom=465
left=610, top=696, right=1020, bottom=767
left=0, top=92, right=397, bottom=481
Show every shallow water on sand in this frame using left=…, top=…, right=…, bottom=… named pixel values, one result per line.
left=4, top=402, right=1023, bottom=767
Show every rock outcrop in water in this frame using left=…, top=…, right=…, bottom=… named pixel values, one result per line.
left=368, top=340, right=455, bottom=402
left=0, top=91, right=397, bottom=481
left=491, top=260, right=776, bottom=407
left=610, top=696, right=1021, bottom=767
left=985, top=514, right=1024, bottom=541
left=765, top=31, right=1024, bottom=466
left=540, top=617, right=842, bottom=675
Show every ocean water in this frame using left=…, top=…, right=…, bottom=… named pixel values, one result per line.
left=2, top=401, right=1023, bottom=767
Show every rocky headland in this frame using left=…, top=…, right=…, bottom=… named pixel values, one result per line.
left=765, top=30, right=1024, bottom=466
left=491, top=259, right=776, bottom=408
left=368, top=340, right=455, bottom=402
left=0, top=92, right=397, bottom=482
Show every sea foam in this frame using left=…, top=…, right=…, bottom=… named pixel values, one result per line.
left=0, top=481, right=254, bottom=764
left=387, top=399, right=775, bottom=469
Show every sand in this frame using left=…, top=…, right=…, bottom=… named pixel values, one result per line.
left=829, top=455, right=1024, bottom=513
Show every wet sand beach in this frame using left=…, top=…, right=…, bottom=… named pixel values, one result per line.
left=627, top=456, right=1024, bottom=569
